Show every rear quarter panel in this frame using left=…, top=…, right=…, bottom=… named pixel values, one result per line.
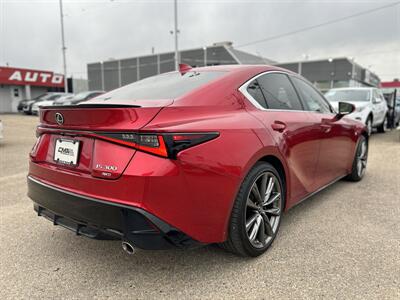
left=142, top=106, right=276, bottom=242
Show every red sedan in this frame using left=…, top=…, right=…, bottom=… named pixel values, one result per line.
left=28, top=65, right=368, bottom=257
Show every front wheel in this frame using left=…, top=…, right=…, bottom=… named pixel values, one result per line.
left=346, top=135, right=368, bottom=181
left=220, top=162, right=284, bottom=257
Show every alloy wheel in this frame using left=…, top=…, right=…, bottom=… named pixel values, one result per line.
left=245, top=172, right=282, bottom=248
left=356, top=139, right=368, bottom=177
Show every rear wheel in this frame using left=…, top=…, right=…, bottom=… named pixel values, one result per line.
left=366, top=117, right=372, bottom=136
left=220, top=162, right=284, bottom=257
left=346, top=135, right=368, bottom=181
left=377, top=115, right=388, bottom=133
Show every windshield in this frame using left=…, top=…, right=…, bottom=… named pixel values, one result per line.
left=56, top=95, right=74, bottom=101
left=33, top=93, right=48, bottom=100
left=72, top=92, right=93, bottom=101
left=45, top=94, right=63, bottom=100
left=325, top=89, right=370, bottom=102
left=95, top=71, right=227, bottom=101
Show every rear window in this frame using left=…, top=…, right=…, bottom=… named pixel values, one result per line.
left=96, top=71, right=226, bottom=101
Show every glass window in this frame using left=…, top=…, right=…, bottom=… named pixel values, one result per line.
left=256, top=73, right=303, bottom=110
left=292, top=77, right=332, bottom=113
left=372, top=90, right=382, bottom=103
left=246, top=80, right=267, bottom=108
left=47, top=94, right=63, bottom=100
left=95, top=71, right=226, bottom=101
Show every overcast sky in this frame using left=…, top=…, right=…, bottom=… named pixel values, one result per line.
left=0, top=0, right=399, bottom=81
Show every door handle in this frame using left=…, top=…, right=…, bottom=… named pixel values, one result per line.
left=271, top=121, right=287, bottom=132
left=320, top=124, right=331, bottom=132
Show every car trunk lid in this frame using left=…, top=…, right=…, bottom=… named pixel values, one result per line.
left=33, top=102, right=171, bottom=179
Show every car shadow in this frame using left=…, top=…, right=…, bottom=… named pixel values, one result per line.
left=40, top=179, right=353, bottom=285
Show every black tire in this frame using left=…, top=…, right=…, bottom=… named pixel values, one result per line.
left=366, top=116, right=373, bottom=136
left=345, top=135, right=368, bottom=182
left=220, top=162, right=285, bottom=257
left=377, top=115, right=388, bottom=133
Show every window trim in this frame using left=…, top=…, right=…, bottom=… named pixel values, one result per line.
left=289, top=75, right=335, bottom=114
left=238, top=70, right=306, bottom=112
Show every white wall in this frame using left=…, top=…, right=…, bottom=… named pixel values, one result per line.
left=0, top=85, right=48, bottom=113
left=0, top=85, right=12, bottom=113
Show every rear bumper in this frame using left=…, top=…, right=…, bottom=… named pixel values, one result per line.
left=27, top=176, right=202, bottom=250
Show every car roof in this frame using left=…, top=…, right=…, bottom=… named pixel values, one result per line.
left=189, top=64, right=292, bottom=74
left=329, top=87, right=375, bottom=91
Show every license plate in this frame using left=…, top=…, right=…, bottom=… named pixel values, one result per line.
left=54, top=139, right=80, bottom=165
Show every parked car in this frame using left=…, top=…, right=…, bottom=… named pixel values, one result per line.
left=31, top=100, right=55, bottom=115
left=52, top=94, right=75, bottom=105
left=382, top=89, right=400, bottom=128
left=395, top=95, right=400, bottom=127
left=56, top=91, right=104, bottom=106
left=325, top=87, right=388, bottom=135
left=31, top=94, right=75, bottom=115
left=0, top=119, right=3, bottom=141
left=27, top=65, right=368, bottom=257
left=17, top=93, right=49, bottom=113
left=22, top=93, right=70, bottom=115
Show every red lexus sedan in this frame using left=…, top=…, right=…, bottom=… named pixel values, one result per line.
left=28, top=65, right=368, bottom=257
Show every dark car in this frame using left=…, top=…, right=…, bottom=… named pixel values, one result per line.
left=28, top=65, right=368, bottom=257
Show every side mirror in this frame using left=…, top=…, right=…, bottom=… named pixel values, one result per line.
left=336, top=102, right=355, bottom=119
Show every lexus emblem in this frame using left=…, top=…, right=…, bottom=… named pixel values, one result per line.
left=55, top=113, right=64, bottom=125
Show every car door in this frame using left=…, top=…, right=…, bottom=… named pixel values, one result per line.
left=378, top=90, right=388, bottom=121
left=371, top=89, right=385, bottom=126
left=290, top=76, right=355, bottom=189
left=242, top=72, right=321, bottom=205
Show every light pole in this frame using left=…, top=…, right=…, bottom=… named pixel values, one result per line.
left=59, top=0, right=68, bottom=93
left=203, top=46, right=207, bottom=67
left=350, top=57, right=356, bottom=87
left=173, top=0, right=179, bottom=70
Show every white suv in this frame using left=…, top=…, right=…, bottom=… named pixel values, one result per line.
left=325, top=87, right=388, bottom=135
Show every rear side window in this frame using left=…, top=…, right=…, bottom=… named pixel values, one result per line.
left=247, top=80, right=267, bottom=108
left=95, top=71, right=226, bottom=101
left=256, top=73, right=303, bottom=110
left=291, top=77, right=332, bottom=113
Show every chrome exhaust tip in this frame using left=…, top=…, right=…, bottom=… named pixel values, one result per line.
left=121, top=241, right=135, bottom=255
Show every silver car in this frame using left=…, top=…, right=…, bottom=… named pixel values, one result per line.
left=325, top=87, right=389, bottom=135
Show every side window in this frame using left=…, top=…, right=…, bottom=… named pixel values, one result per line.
left=256, top=73, right=303, bottom=110
left=372, top=90, right=381, bottom=103
left=291, top=77, right=332, bottom=113
left=378, top=91, right=386, bottom=102
left=246, top=80, right=267, bottom=108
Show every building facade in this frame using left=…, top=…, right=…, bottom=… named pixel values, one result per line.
left=87, top=42, right=274, bottom=91
left=0, top=66, right=65, bottom=113
left=87, top=42, right=380, bottom=93
left=275, top=58, right=380, bottom=92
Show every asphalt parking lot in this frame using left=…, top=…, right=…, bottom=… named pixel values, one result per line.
left=0, top=114, right=399, bottom=299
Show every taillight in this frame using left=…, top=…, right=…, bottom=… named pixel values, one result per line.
left=97, top=132, right=219, bottom=159
left=163, top=133, right=219, bottom=158
left=96, top=133, right=168, bottom=157
left=30, top=135, right=43, bottom=159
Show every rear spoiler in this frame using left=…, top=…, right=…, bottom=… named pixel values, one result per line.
left=41, top=104, right=141, bottom=109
